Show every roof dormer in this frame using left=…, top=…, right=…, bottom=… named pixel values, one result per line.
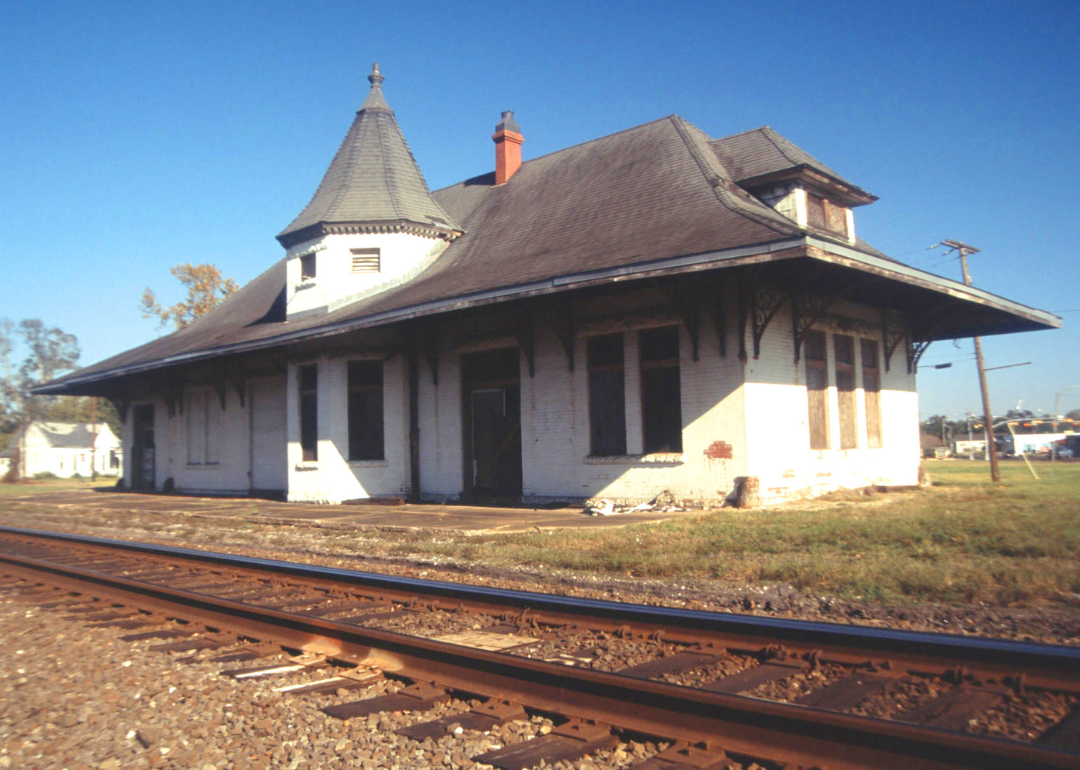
left=710, top=126, right=876, bottom=245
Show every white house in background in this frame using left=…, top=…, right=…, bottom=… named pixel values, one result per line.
left=1, top=422, right=122, bottom=478
left=36, top=65, right=1059, bottom=506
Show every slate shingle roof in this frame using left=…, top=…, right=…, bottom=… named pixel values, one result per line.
left=277, top=65, right=461, bottom=247
left=39, top=108, right=1057, bottom=393
left=710, top=126, right=875, bottom=202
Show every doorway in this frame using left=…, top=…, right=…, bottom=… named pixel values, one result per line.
left=462, top=348, right=522, bottom=498
left=249, top=379, right=287, bottom=494
left=130, top=404, right=155, bottom=490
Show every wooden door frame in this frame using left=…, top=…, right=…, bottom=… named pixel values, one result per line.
left=460, top=348, right=522, bottom=497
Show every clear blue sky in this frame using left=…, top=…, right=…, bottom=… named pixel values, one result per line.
left=2, top=0, right=1077, bottom=420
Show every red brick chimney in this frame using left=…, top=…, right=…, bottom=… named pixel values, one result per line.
left=492, top=111, right=523, bottom=184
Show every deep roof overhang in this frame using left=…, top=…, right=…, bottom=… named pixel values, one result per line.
left=35, top=236, right=1059, bottom=397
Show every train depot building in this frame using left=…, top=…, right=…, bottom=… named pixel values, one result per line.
left=39, top=66, right=1059, bottom=507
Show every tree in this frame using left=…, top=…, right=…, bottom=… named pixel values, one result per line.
left=0, top=319, right=82, bottom=459
left=141, top=263, right=239, bottom=330
left=1065, top=408, right=1080, bottom=421
left=920, top=415, right=968, bottom=441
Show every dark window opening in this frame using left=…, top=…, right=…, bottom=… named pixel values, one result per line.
left=348, top=360, right=384, bottom=461
left=300, top=253, right=316, bottom=281
left=299, top=364, right=318, bottom=462
left=835, top=334, right=857, bottom=449
left=639, top=326, right=682, bottom=453
left=861, top=339, right=882, bottom=448
left=805, top=330, right=829, bottom=450
left=588, top=334, right=626, bottom=456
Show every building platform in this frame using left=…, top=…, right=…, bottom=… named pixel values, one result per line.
left=6, top=488, right=698, bottom=534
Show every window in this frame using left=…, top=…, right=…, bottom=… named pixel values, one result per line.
left=300, top=253, right=316, bottom=281
left=587, top=334, right=626, bottom=456
left=186, top=390, right=221, bottom=465
left=350, top=248, right=380, bottom=274
left=861, top=339, right=882, bottom=448
left=805, top=330, right=829, bottom=450
left=834, top=335, right=857, bottom=449
left=299, top=364, right=318, bottom=462
left=348, top=360, right=384, bottom=461
left=639, top=326, right=682, bottom=453
left=806, top=193, right=848, bottom=238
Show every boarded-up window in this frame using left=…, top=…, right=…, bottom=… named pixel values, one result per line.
left=806, top=193, right=827, bottom=230
left=806, top=193, right=847, bottom=237
left=348, top=360, right=384, bottom=461
left=805, top=330, right=829, bottom=450
left=299, top=364, right=318, bottom=462
left=861, top=339, right=882, bottom=448
left=187, top=391, right=204, bottom=465
left=835, top=334, right=857, bottom=449
left=640, top=326, right=682, bottom=453
left=350, top=248, right=380, bottom=274
left=588, top=334, right=626, bottom=456
left=300, top=253, right=316, bottom=280
left=186, top=390, right=220, bottom=465
left=826, top=202, right=848, bottom=237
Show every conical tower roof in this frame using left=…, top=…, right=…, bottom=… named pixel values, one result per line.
left=277, top=64, right=462, bottom=248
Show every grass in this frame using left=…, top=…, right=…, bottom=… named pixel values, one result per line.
left=2, top=463, right=1079, bottom=608
left=380, top=461, right=1080, bottom=607
left=0, top=477, right=116, bottom=497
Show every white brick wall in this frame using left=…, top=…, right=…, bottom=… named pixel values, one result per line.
left=743, top=300, right=919, bottom=503
left=285, top=232, right=447, bottom=319
left=117, top=291, right=920, bottom=506
left=286, top=356, right=411, bottom=503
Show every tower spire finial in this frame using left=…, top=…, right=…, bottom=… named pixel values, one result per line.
left=359, top=63, right=390, bottom=111
left=368, top=62, right=384, bottom=88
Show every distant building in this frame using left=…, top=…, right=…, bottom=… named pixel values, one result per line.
left=36, top=66, right=1059, bottom=505
left=1, top=422, right=122, bottom=478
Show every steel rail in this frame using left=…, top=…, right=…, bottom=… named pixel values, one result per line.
left=1, top=527, right=1078, bottom=769
left=2, top=525, right=1078, bottom=692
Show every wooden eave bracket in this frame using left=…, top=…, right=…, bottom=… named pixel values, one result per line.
left=882, top=310, right=906, bottom=373
left=792, top=289, right=839, bottom=363
left=654, top=280, right=701, bottom=361
left=414, top=324, right=440, bottom=386
left=106, top=395, right=130, bottom=425
left=536, top=297, right=576, bottom=372
left=738, top=269, right=787, bottom=360
left=157, top=378, right=185, bottom=418
left=225, top=361, right=246, bottom=408
left=906, top=305, right=981, bottom=373
left=511, top=308, right=536, bottom=378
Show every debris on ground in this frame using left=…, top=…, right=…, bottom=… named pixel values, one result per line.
left=584, top=490, right=686, bottom=516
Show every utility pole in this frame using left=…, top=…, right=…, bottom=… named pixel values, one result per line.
left=942, top=239, right=1000, bottom=482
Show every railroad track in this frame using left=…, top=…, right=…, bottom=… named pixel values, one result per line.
left=0, top=525, right=1077, bottom=770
